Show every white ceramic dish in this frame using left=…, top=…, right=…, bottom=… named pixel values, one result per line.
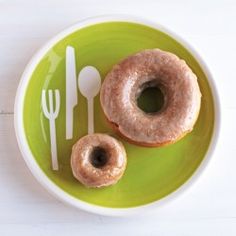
left=14, top=15, right=220, bottom=216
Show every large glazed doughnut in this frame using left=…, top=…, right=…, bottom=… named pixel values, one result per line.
left=71, top=133, right=127, bottom=188
left=100, top=49, right=201, bottom=147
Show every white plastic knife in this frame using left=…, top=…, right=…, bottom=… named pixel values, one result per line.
left=66, top=46, right=77, bottom=139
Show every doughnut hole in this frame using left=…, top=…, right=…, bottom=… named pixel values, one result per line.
left=137, top=81, right=165, bottom=114
left=89, top=147, right=108, bottom=168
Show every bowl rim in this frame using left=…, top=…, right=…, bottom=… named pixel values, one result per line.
left=14, top=14, right=221, bottom=216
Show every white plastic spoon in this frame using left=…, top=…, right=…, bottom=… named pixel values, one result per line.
left=78, top=66, right=101, bottom=134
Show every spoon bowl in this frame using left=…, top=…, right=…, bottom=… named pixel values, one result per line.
left=78, top=66, right=101, bottom=99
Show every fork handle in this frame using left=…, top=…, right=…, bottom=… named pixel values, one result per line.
left=49, top=118, right=59, bottom=170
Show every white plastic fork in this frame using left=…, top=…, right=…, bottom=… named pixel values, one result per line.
left=41, top=89, right=60, bottom=170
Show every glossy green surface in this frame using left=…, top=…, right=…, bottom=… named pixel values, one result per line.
left=23, top=22, right=214, bottom=208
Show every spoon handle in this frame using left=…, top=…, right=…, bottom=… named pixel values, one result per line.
left=87, top=98, right=94, bottom=134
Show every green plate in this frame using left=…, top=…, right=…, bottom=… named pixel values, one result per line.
left=17, top=17, right=216, bottom=210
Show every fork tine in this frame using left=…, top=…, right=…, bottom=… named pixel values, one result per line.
left=41, top=89, right=50, bottom=118
left=54, top=90, right=60, bottom=118
left=48, top=90, right=53, bottom=114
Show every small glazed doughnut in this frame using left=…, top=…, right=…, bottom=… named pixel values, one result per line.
left=71, top=133, right=127, bottom=188
left=100, top=49, right=201, bottom=147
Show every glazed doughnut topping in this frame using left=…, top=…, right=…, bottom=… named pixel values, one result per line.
left=71, top=133, right=127, bottom=188
left=100, top=49, right=201, bottom=146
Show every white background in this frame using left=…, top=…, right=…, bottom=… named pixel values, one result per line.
left=0, top=0, right=235, bottom=235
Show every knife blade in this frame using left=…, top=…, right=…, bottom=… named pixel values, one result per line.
left=66, top=46, right=77, bottom=139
